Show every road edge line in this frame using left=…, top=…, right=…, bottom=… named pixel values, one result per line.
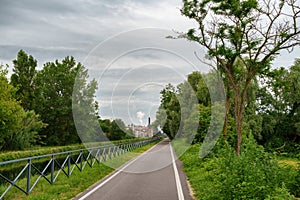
left=170, top=143, right=185, bottom=200
left=78, top=140, right=161, bottom=200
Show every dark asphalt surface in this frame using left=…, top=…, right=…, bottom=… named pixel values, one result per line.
left=74, top=139, right=193, bottom=200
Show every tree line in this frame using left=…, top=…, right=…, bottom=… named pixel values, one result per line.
left=0, top=50, right=131, bottom=151
left=156, top=0, right=300, bottom=156
left=155, top=59, right=299, bottom=155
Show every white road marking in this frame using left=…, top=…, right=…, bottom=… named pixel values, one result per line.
left=170, top=143, right=185, bottom=200
left=78, top=142, right=159, bottom=200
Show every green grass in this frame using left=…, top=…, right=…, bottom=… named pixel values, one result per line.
left=178, top=143, right=300, bottom=200
left=277, top=156, right=300, bottom=169
left=0, top=138, right=150, bottom=162
left=176, top=144, right=202, bottom=200
left=0, top=140, right=160, bottom=200
left=171, top=138, right=191, bottom=158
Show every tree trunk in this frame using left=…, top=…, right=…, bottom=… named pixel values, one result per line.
left=223, top=89, right=231, bottom=139
left=233, top=88, right=246, bottom=156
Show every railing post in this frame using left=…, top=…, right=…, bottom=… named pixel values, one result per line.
left=51, top=155, right=55, bottom=184
left=26, top=159, right=31, bottom=194
left=109, top=147, right=112, bottom=160
left=67, top=154, right=71, bottom=177
left=80, top=151, right=83, bottom=171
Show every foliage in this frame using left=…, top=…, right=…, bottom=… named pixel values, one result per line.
left=2, top=50, right=133, bottom=148
left=180, top=136, right=298, bottom=199
left=156, top=84, right=181, bottom=139
left=0, top=65, right=24, bottom=149
left=180, top=0, right=300, bottom=155
left=33, top=56, right=98, bottom=146
left=0, top=138, right=147, bottom=162
left=155, top=72, right=212, bottom=142
left=4, top=111, right=47, bottom=150
left=11, top=50, right=37, bottom=111
left=257, top=60, right=300, bottom=155
left=98, top=118, right=134, bottom=141
left=0, top=65, right=45, bottom=150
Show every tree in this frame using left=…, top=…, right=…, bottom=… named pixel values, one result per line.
left=256, top=67, right=288, bottom=148
left=284, top=59, right=300, bottom=142
left=156, top=84, right=181, bottom=139
left=4, top=110, right=46, bottom=150
left=11, top=50, right=37, bottom=111
left=256, top=60, right=300, bottom=152
left=187, top=71, right=210, bottom=106
left=0, top=65, right=45, bottom=150
left=108, top=119, right=127, bottom=140
left=0, top=65, right=24, bottom=149
left=34, top=56, right=98, bottom=145
left=180, top=0, right=300, bottom=155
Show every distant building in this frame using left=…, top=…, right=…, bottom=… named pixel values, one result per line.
left=128, top=125, right=153, bottom=138
left=128, top=117, right=153, bottom=138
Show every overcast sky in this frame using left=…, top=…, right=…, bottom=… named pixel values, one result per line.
left=1, top=0, right=299, bottom=126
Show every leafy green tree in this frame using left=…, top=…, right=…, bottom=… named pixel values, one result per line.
left=180, top=0, right=300, bottom=155
left=187, top=71, right=210, bottom=106
left=256, top=67, right=288, bottom=149
left=257, top=60, right=300, bottom=153
left=72, top=64, right=100, bottom=143
left=99, top=119, right=112, bottom=134
left=284, top=59, right=300, bottom=143
left=0, top=65, right=45, bottom=150
left=157, top=84, right=181, bottom=139
left=34, top=56, right=97, bottom=145
left=107, top=119, right=127, bottom=140
left=0, top=65, right=24, bottom=149
left=11, top=50, right=37, bottom=111
left=98, top=118, right=134, bottom=140
left=177, top=80, right=199, bottom=142
left=194, top=104, right=211, bottom=143
left=4, top=110, right=46, bottom=150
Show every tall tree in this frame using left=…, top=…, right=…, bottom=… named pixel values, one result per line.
left=34, top=56, right=98, bottom=145
left=0, top=65, right=24, bottom=149
left=180, top=0, right=300, bottom=155
left=158, top=84, right=181, bottom=139
left=257, top=60, right=300, bottom=151
left=11, top=50, right=37, bottom=111
left=284, top=59, right=300, bottom=142
left=0, top=65, right=44, bottom=150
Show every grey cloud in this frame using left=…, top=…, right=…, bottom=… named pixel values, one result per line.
left=2, top=0, right=297, bottom=126
left=0, top=44, right=87, bottom=68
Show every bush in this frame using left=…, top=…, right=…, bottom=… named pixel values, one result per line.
left=181, top=135, right=297, bottom=199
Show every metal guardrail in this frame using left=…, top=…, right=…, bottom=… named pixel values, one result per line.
left=0, top=138, right=159, bottom=199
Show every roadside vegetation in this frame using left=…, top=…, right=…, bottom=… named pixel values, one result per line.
left=155, top=0, right=300, bottom=199
left=0, top=50, right=135, bottom=151
left=0, top=138, right=148, bottom=162
left=0, top=49, right=155, bottom=199
left=179, top=139, right=300, bottom=199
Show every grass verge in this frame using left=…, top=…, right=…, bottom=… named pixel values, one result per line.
left=0, top=138, right=149, bottom=162
left=277, top=156, right=300, bottom=169
left=0, top=140, right=161, bottom=200
left=178, top=143, right=300, bottom=199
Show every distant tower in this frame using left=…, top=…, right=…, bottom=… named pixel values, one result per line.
left=148, top=117, right=151, bottom=127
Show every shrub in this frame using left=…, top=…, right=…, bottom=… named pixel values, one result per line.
left=181, top=135, right=297, bottom=199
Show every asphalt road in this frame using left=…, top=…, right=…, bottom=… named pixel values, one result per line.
left=74, top=139, right=193, bottom=200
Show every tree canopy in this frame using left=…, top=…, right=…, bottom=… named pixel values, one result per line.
left=180, top=0, right=300, bottom=155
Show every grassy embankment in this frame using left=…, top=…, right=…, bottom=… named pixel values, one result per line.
left=0, top=138, right=148, bottom=162
left=175, top=141, right=300, bottom=200
left=0, top=139, right=161, bottom=200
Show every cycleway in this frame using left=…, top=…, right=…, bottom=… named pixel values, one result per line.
left=74, top=139, right=192, bottom=200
